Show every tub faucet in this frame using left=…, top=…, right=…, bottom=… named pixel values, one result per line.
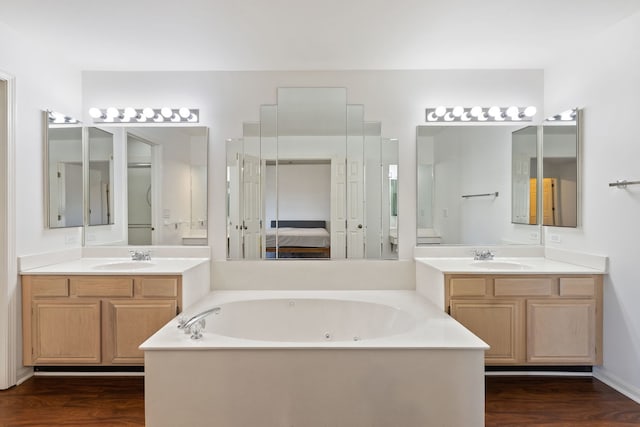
left=129, top=249, right=151, bottom=261
left=473, top=249, right=495, bottom=260
left=178, top=307, right=221, bottom=339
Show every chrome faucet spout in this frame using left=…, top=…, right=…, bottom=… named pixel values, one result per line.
left=181, top=307, right=221, bottom=330
left=129, top=249, right=151, bottom=261
left=472, top=249, right=495, bottom=261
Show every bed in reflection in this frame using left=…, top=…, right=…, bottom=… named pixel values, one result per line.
left=266, top=220, right=330, bottom=258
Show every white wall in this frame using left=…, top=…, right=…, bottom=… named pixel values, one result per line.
left=543, top=10, right=640, bottom=401
left=0, top=22, right=82, bottom=386
left=82, top=70, right=544, bottom=261
left=265, top=163, right=331, bottom=225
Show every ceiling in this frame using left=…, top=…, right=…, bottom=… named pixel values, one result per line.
left=2, top=0, right=639, bottom=71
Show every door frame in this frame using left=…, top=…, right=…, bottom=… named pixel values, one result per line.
left=0, top=71, right=17, bottom=389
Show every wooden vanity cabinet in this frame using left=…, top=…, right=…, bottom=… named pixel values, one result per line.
left=445, top=274, right=602, bottom=366
left=22, top=275, right=181, bottom=366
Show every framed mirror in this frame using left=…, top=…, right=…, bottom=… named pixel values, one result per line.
left=227, top=87, right=398, bottom=260
left=511, top=126, right=538, bottom=225
left=541, top=108, right=579, bottom=227
left=87, top=127, right=114, bottom=226
left=44, top=110, right=83, bottom=228
left=416, top=125, right=541, bottom=246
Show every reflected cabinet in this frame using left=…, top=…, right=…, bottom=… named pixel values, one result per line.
left=227, top=88, right=398, bottom=260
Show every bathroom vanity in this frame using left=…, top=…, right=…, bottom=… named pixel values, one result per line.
left=416, top=255, right=605, bottom=366
left=20, top=256, right=209, bottom=367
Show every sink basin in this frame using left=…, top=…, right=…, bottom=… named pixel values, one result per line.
left=93, top=261, right=156, bottom=270
left=470, top=261, right=532, bottom=270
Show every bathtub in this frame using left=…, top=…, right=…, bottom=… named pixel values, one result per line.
left=141, top=290, right=488, bottom=427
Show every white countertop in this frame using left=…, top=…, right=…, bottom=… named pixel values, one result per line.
left=20, top=257, right=209, bottom=275
left=415, top=257, right=605, bottom=274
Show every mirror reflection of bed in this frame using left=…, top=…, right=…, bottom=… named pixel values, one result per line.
left=265, top=160, right=331, bottom=258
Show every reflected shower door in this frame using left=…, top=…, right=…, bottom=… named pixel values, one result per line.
left=128, top=165, right=152, bottom=245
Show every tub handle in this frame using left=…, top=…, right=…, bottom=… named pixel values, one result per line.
left=178, top=307, right=221, bottom=339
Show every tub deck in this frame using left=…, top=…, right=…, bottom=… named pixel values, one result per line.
left=142, top=290, right=488, bottom=427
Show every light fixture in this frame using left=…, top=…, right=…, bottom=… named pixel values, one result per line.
left=546, top=108, right=578, bottom=122
left=425, top=106, right=537, bottom=122
left=47, top=110, right=80, bottom=124
left=88, top=107, right=200, bottom=123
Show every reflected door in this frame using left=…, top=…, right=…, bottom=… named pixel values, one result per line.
left=127, top=166, right=152, bottom=245
left=331, top=158, right=347, bottom=258
left=347, top=157, right=364, bottom=258
left=242, top=154, right=261, bottom=259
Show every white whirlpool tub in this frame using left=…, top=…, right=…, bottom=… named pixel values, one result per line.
left=141, top=290, right=488, bottom=427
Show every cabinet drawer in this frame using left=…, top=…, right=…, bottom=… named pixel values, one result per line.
left=70, top=278, right=133, bottom=297
left=136, top=277, right=179, bottom=298
left=559, top=277, right=596, bottom=297
left=29, top=277, right=69, bottom=297
left=494, top=278, right=553, bottom=296
left=450, top=278, right=487, bottom=297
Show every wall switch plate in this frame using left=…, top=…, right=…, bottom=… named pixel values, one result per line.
left=163, top=209, right=171, bottom=219
left=549, top=234, right=561, bottom=243
left=65, top=234, right=77, bottom=244
left=529, top=231, right=539, bottom=240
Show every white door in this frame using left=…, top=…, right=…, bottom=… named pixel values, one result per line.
left=227, top=151, right=242, bottom=259
left=242, top=154, right=262, bottom=259
left=330, top=158, right=347, bottom=259
left=346, top=157, right=365, bottom=258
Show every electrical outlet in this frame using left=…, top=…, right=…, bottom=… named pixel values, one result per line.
left=442, top=208, right=448, bottom=218
left=85, top=233, right=96, bottom=242
left=549, top=234, right=561, bottom=243
left=529, top=231, right=539, bottom=240
left=65, top=234, right=77, bottom=244
left=163, top=209, right=171, bottom=219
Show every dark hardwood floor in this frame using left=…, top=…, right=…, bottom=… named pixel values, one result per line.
left=1, top=375, right=640, bottom=426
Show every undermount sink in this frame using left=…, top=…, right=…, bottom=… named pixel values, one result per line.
left=93, top=261, right=156, bottom=270
left=470, top=261, right=532, bottom=270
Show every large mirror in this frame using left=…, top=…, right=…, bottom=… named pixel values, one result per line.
left=541, top=108, right=579, bottom=227
left=44, top=110, right=83, bottom=228
left=416, top=125, right=541, bottom=246
left=227, top=87, right=398, bottom=260
left=87, top=127, right=114, bottom=226
left=511, top=126, right=538, bottom=225
left=84, top=126, right=209, bottom=246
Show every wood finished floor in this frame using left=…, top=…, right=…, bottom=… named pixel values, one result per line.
left=1, top=375, right=640, bottom=426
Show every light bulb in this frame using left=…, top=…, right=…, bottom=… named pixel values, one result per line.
left=488, top=106, right=501, bottom=118
left=171, top=113, right=181, bottom=122
left=427, top=111, right=438, bottom=121
left=123, top=107, right=137, bottom=118
left=461, top=112, right=471, bottom=121
left=434, top=106, right=447, bottom=117
left=477, top=112, right=488, bottom=121
left=560, top=110, right=575, bottom=121
left=187, top=113, right=198, bottom=123
left=89, top=107, right=103, bottom=119
left=470, top=106, right=482, bottom=117
left=137, top=115, right=147, bottom=122
left=143, top=107, right=155, bottom=118
left=179, top=107, right=191, bottom=118
left=444, top=112, right=454, bottom=122
left=452, top=106, right=464, bottom=117
left=506, top=106, right=519, bottom=119
left=154, top=114, right=164, bottom=123
left=161, top=107, right=173, bottom=118
left=524, top=106, right=537, bottom=117
left=106, top=107, right=120, bottom=118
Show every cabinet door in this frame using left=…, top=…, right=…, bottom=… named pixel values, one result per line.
left=104, top=299, right=177, bottom=364
left=527, top=299, right=597, bottom=364
left=31, top=299, right=101, bottom=364
left=451, top=299, right=523, bottom=364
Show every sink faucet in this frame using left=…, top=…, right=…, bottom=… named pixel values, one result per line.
left=473, top=249, right=495, bottom=260
left=129, top=249, right=151, bottom=261
left=178, top=307, right=221, bottom=339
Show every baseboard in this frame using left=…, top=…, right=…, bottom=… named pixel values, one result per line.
left=594, top=368, right=640, bottom=405
left=16, top=369, right=34, bottom=386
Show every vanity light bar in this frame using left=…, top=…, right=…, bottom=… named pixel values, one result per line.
left=88, top=107, right=199, bottom=123
left=545, top=108, right=577, bottom=121
left=425, top=106, right=537, bottom=122
left=47, top=111, right=80, bottom=124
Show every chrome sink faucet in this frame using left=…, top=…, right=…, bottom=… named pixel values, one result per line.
left=473, top=249, right=495, bottom=260
left=129, top=249, right=151, bottom=261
